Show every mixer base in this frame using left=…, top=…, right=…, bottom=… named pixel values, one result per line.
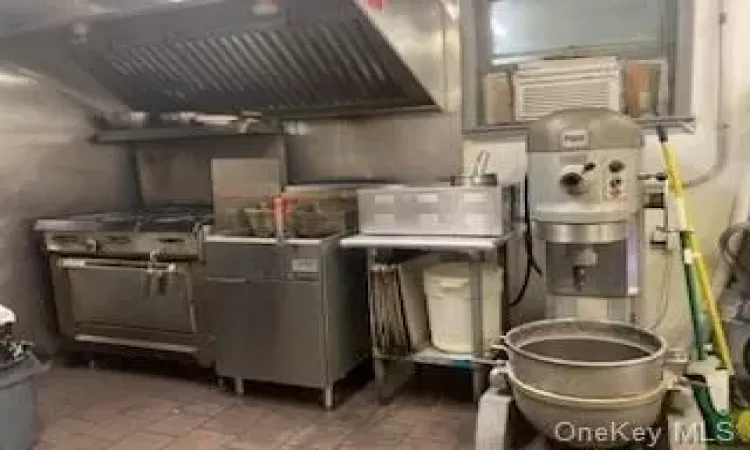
left=476, top=388, right=707, bottom=450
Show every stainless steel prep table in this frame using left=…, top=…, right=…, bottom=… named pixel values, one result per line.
left=340, top=232, right=518, bottom=402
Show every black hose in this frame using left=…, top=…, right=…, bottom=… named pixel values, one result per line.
left=510, top=253, right=533, bottom=307
left=656, top=125, right=669, bottom=144
left=524, top=177, right=542, bottom=275
left=511, top=177, right=541, bottom=307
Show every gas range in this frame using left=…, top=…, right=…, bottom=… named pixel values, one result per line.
left=35, top=206, right=215, bottom=362
left=35, top=206, right=213, bottom=259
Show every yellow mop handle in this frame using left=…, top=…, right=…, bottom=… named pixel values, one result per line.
left=657, top=128, right=734, bottom=374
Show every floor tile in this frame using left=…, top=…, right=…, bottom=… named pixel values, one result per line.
left=200, top=405, right=267, bottom=436
left=122, top=397, right=182, bottom=422
left=164, top=429, right=234, bottom=450
left=108, top=432, right=174, bottom=450
left=231, top=412, right=311, bottom=449
left=45, top=417, right=127, bottom=442
left=400, top=437, right=462, bottom=450
left=182, top=398, right=235, bottom=417
left=148, top=412, right=210, bottom=436
left=339, top=428, right=410, bottom=450
left=38, top=425, right=110, bottom=450
left=410, top=416, right=464, bottom=443
left=284, top=424, right=352, bottom=450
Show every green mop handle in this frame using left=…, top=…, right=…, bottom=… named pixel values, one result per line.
left=678, top=230, right=705, bottom=360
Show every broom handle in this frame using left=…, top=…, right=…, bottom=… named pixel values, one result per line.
left=657, top=127, right=733, bottom=374
left=679, top=231, right=706, bottom=360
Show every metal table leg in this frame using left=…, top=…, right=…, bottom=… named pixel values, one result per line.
left=500, top=243, right=511, bottom=333
left=366, top=249, right=387, bottom=402
left=234, top=377, right=244, bottom=396
left=323, top=386, right=335, bottom=410
left=469, top=251, right=486, bottom=400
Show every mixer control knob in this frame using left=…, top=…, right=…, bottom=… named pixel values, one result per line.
left=560, top=172, right=587, bottom=196
left=609, top=160, right=626, bottom=173
left=560, top=172, right=582, bottom=187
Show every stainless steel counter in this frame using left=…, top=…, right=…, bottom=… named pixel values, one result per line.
left=342, top=230, right=519, bottom=402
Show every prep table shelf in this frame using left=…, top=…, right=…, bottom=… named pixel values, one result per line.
left=375, top=345, right=500, bottom=369
left=340, top=233, right=518, bottom=252
left=341, top=230, right=519, bottom=403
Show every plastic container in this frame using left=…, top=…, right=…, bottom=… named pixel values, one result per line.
left=423, top=262, right=502, bottom=353
left=0, top=354, right=46, bottom=450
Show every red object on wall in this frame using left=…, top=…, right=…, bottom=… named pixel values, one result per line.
left=366, top=0, right=385, bottom=11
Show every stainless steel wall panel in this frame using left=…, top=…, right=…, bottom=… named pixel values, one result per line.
left=135, top=111, right=460, bottom=204
left=286, top=113, right=461, bottom=183
left=0, top=70, right=135, bottom=352
left=136, top=135, right=286, bottom=207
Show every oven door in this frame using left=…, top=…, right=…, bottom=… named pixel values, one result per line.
left=57, top=258, right=196, bottom=334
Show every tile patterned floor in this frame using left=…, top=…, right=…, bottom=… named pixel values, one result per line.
left=35, top=364, right=476, bottom=450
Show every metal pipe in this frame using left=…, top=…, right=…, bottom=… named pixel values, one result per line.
left=712, top=172, right=750, bottom=297
left=684, top=0, right=729, bottom=188
left=469, top=252, right=485, bottom=400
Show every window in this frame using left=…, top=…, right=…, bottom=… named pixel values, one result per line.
left=490, top=0, right=665, bottom=60
left=461, top=0, right=694, bottom=134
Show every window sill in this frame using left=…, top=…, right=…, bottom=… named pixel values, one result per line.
left=463, top=115, right=696, bottom=139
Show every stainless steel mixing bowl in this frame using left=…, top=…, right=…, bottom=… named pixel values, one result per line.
left=502, top=319, right=667, bottom=398
left=507, top=368, right=667, bottom=449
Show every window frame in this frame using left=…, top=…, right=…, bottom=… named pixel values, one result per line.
left=460, top=0, right=696, bottom=136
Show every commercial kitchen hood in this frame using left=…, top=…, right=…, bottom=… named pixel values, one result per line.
left=0, top=0, right=454, bottom=117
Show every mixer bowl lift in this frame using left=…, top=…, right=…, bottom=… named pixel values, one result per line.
left=476, top=319, right=706, bottom=449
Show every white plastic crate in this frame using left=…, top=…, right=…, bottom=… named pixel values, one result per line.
left=513, top=57, right=622, bottom=121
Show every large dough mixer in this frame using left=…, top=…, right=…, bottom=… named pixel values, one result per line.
left=476, top=109, right=719, bottom=449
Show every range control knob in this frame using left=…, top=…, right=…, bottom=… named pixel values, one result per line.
left=85, top=238, right=100, bottom=253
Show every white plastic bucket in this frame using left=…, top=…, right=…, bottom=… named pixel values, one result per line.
left=423, top=262, right=502, bottom=353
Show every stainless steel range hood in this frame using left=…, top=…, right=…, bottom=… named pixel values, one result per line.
left=0, top=0, right=453, bottom=117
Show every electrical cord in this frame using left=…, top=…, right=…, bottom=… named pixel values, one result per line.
left=720, top=222, right=750, bottom=283
left=511, top=177, right=541, bottom=307
left=510, top=255, right=533, bottom=308
left=524, top=176, right=542, bottom=276
left=645, top=250, right=673, bottom=331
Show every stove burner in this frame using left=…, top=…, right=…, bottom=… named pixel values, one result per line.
left=134, top=210, right=213, bottom=232
left=39, top=207, right=213, bottom=234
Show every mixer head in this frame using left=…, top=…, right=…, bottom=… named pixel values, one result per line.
left=526, top=108, right=644, bottom=322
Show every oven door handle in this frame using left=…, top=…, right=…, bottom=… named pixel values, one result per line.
left=204, top=276, right=247, bottom=284
left=58, top=258, right=176, bottom=271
